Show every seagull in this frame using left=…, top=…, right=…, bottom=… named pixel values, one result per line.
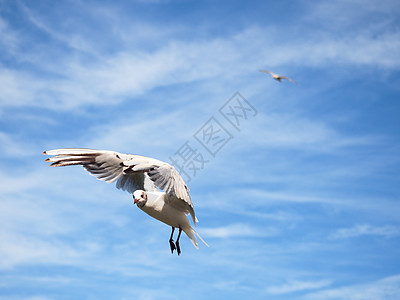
left=260, top=70, right=296, bottom=83
left=43, top=148, right=208, bottom=255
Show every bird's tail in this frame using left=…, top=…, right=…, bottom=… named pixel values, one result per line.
left=185, top=227, right=209, bottom=249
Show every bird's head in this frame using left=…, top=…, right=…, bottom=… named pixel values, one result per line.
left=133, top=190, right=147, bottom=207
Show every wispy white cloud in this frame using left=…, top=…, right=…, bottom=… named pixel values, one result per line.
left=0, top=69, right=42, bottom=107
left=0, top=296, right=53, bottom=300
left=0, top=166, right=130, bottom=270
left=0, top=131, right=39, bottom=158
left=1, top=8, right=399, bottom=111
left=301, top=32, right=400, bottom=68
left=0, top=230, right=96, bottom=269
left=0, top=17, right=19, bottom=54
left=82, top=107, right=195, bottom=156
left=266, top=279, right=332, bottom=295
left=238, top=112, right=377, bottom=152
left=200, top=223, right=277, bottom=238
left=240, top=189, right=343, bottom=205
left=0, top=188, right=171, bottom=272
left=304, top=0, right=400, bottom=30
left=331, top=224, right=400, bottom=239
left=0, top=274, right=76, bottom=287
left=19, top=2, right=100, bottom=55
left=304, top=274, right=400, bottom=300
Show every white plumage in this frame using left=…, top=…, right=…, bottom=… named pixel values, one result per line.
left=43, top=148, right=208, bottom=255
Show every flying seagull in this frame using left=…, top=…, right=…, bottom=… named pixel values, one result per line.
left=43, top=148, right=208, bottom=255
left=260, top=70, right=296, bottom=83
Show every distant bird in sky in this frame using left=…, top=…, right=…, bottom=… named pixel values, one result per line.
left=43, top=148, right=208, bottom=256
left=260, top=70, right=296, bottom=83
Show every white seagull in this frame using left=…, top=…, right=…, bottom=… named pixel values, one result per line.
left=260, top=70, right=296, bottom=83
left=43, top=148, right=208, bottom=255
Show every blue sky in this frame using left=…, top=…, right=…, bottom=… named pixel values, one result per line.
left=1, top=0, right=400, bottom=299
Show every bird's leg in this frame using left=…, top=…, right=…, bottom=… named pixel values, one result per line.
left=176, top=227, right=182, bottom=256
left=169, top=227, right=176, bottom=254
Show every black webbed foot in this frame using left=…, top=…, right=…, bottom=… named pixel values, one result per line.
left=169, top=239, right=176, bottom=254
left=176, top=227, right=182, bottom=256
left=169, top=227, right=176, bottom=254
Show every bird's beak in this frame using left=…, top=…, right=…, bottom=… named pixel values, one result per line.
left=134, top=198, right=139, bottom=204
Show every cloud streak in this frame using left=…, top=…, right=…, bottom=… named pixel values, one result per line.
left=304, top=274, right=400, bottom=300
left=200, top=223, right=277, bottom=239
left=266, top=279, right=332, bottom=295
left=331, top=224, right=400, bottom=239
left=1, top=6, right=400, bottom=111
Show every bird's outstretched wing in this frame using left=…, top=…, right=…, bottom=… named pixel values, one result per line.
left=259, top=69, right=274, bottom=75
left=280, top=76, right=296, bottom=84
left=44, top=148, right=196, bottom=224
left=147, top=164, right=196, bottom=224
left=44, top=148, right=157, bottom=192
left=124, top=157, right=196, bottom=224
